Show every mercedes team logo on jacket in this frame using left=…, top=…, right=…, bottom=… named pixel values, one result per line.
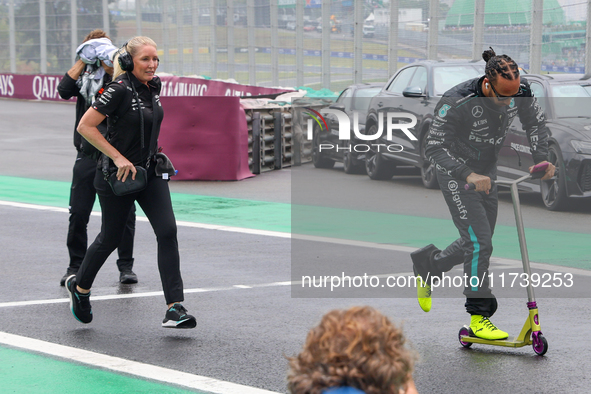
left=472, top=105, right=483, bottom=118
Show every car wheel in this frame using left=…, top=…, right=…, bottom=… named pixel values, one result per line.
left=365, top=127, right=395, bottom=180
left=312, top=128, right=335, bottom=169
left=540, top=144, right=569, bottom=211
left=343, top=141, right=365, bottom=174
left=420, top=134, right=439, bottom=189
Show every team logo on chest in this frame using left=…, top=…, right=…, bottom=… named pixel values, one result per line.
left=471, top=106, right=483, bottom=118
left=439, top=104, right=451, bottom=118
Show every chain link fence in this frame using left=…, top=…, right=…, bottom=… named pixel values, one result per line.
left=1, top=0, right=591, bottom=92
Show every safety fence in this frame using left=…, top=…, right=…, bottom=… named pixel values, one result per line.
left=3, top=1, right=591, bottom=94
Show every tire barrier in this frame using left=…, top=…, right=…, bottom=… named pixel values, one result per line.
left=245, top=106, right=295, bottom=174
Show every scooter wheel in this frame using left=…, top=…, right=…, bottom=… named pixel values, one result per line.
left=532, top=333, right=548, bottom=356
left=458, top=327, right=472, bottom=348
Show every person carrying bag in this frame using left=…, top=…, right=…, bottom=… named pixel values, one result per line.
left=66, top=36, right=196, bottom=330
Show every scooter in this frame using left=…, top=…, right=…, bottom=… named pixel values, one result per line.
left=458, top=162, right=550, bottom=355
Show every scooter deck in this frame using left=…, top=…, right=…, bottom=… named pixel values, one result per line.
left=460, top=335, right=531, bottom=348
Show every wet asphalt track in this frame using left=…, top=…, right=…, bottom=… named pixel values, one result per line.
left=1, top=99, right=591, bottom=393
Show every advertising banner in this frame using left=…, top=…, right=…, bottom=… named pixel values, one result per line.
left=0, top=73, right=291, bottom=101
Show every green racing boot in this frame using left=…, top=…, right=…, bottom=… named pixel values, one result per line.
left=415, top=274, right=432, bottom=312
left=411, top=244, right=439, bottom=313
left=469, top=315, right=509, bottom=340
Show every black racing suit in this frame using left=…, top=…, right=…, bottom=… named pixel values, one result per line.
left=424, top=76, right=549, bottom=317
left=57, top=72, right=136, bottom=276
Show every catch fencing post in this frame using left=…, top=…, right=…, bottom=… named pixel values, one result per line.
left=427, top=0, right=438, bottom=60
left=388, top=0, right=399, bottom=77
left=296, top=1, right=304, bottom=87
left=586, top=0, right=591, bottom=75
left=472, top=0, right=485, bottom=61
left=247, top=0, right=256, bottom=85
left=102, top=0, right=109, bottom=36
left=322, top=0, right=330, bottom=89
left=70, top=0, right=77, bottom=64
left=40, top=0, right=47, bottom=73
left=210, top=0, right=218, bottom=78
left=136, top=0, right=142, bottom=36
left=270, top=0, right=279, bottom=86
left=163, top=1, right=170, bottom=72
left=177, top=0, right=185, bottom=75
left=192, top=0, right=200, bottom=75
left=227, top=0, right=235, bottom=79
left=9, top=0, right=16, bottom=73
left=529, top=0, right=543, bottom=74
left=353, top=0, right=362, bottom=84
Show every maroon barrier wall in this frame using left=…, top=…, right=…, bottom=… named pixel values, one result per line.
left=158, top=96, right=254, bottom=181
left=0, top=73, right=290, bottom=101
left=0, top=73, right=273, bottom=181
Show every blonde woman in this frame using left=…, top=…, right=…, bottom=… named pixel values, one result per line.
left=67, top=36, right=196, bottom=329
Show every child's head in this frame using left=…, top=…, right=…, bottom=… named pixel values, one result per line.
left=288, top=306, right=416, bottom=394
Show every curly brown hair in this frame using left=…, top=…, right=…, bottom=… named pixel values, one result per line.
left=287, top=306, right=415, bottom=394
left=83, top=29, right=110, bottom=43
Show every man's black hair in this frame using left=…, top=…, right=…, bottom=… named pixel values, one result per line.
left=482, top=47, right=519, bottom=82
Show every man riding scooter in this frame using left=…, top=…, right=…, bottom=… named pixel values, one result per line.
left=411, top=48, right=555, bottom=340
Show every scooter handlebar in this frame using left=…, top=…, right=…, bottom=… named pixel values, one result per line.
left=464, top=162, right=550, bottom=191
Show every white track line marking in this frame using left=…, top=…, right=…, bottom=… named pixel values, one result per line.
left=0, top=200, right=69, bottom=213
left=0, top=281, right=293, bottom=308
left=0, top=200, right=291, bottom=238
left=0, top=331, right=280, bottom=394
left=2, top=261, right=588, bottom=309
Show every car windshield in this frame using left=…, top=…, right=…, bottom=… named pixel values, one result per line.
left=433, top=66, right=484, bottom=96
left=551, top=84, right=591, bottom=117
left=352, top=88, right=382, bottom=110
left=551, top=84, right=590, bottom=97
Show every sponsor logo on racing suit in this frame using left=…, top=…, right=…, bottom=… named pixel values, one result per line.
left=448, top=180, right=468, bottom=220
